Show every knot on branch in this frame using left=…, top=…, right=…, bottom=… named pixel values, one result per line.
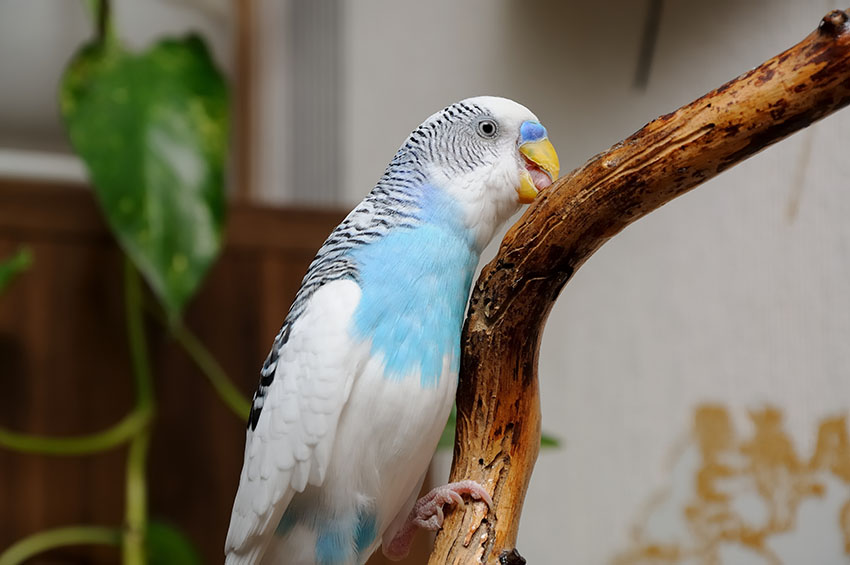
left=819, top=10, right=848, bottom=36
left=499, top=549, right=527, bottom=565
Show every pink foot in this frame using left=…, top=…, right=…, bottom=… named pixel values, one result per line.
left=382, top=480, right=493, bottom=561
left=410, top=480, right=494, bottom=530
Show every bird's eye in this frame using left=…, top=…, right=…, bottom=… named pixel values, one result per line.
left=476, top=118, right=498, bottom=139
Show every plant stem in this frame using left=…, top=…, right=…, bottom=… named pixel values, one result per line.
left=122, top=259, right=154, bottom=565
left=0, top=247, right=32, bottom=294
left=125, top=260, right=154, bottom=411
left=123, top=432, right=150, bottom=565
left=145, top=299, right=250, bottom=420
left=0, top=408, right=150, bottom=455
left=0, top=526, right=121, bottom=565
left=82, top=0, right=116, bottom=46
left=170, top=322, right=250, bottom=419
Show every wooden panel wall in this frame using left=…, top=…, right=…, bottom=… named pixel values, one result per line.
left=0, top=181, right=430, bottom=564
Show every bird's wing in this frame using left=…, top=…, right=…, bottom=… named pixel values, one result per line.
left=225, top=279, right=364, bottom=561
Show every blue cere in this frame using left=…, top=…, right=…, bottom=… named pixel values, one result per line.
left=520, top=120, right=547, bottom=143
left=351, top=185, right=478, bottom=388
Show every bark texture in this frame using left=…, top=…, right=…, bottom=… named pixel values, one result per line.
left=429, top=9, right=850, bottom=565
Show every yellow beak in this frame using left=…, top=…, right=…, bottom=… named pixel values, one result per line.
left=518, top=137, right=560, bottom=204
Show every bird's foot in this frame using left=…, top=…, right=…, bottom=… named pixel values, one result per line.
left=382, top=480, right=493, bottom=561
left=411, top=480, right=494, bottom=530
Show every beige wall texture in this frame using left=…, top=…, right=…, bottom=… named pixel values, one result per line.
left=529, top=1, right=850, bottom=562
left=340, top=0, right=850, bottom=563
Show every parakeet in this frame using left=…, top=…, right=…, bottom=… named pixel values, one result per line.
left=225, top=96, right=559, bottom=565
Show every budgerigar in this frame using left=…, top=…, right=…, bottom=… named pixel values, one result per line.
left=225, top=96, right=559, bottom=565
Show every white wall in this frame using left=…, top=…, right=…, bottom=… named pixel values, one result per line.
left=525, top=1, right=850, bottom=561
left=341, top=0, right=850, bottom=563
left=0, top=0, right=232, bottom=179
left=341, top=0, right=644, bottom=206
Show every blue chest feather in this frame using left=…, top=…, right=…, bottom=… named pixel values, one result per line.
left=351, top=187, right=478, bottom=388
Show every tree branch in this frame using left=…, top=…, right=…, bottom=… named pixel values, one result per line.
left=430, top=9, right=850, bottom=564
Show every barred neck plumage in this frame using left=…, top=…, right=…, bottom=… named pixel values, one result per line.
left=248, top=100, right=489, bottom=429
left=290, top=98, right=490, bottom=318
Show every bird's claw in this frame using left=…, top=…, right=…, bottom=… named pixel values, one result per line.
left=382, top=480, right=493, bottom=560
left=411, top=480, right=493, bottom=531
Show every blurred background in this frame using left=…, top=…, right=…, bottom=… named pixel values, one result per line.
left=2, top=0, right=850, bottom=563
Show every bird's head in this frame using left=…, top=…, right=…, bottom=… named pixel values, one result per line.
left=401, top=96, right=560, bottom=250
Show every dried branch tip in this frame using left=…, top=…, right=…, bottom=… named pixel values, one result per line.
left=818, top=9, right=848, bottom=35
left=499, top=549, right=527, bottom=565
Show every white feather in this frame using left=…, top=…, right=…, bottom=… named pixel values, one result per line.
left=225, top=280, right=364, bottom=558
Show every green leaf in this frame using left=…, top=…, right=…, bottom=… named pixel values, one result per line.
left=60, top=35, right=229, bottom=319
left=438, top=406, right=457, bottom=449
left=147, top=521, right=201, bottom=565
left=0, top=248, right=32, bottom=295
left=437, top=406, right=560, bottom=450
left=540, top=432, right=560, bottom=448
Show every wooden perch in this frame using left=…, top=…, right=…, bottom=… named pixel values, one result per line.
left=429, top=9, right=850, bottom=565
